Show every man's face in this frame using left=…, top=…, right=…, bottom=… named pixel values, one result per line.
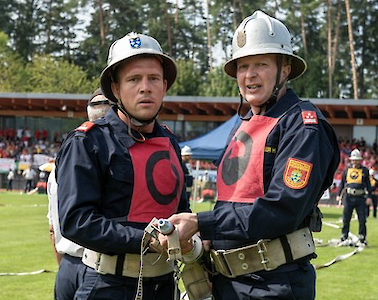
left=351, top=159, right=362, bottom=167
left=111, top=56, right=167, bottom=124
left=236, top=54, right=290, bottom=113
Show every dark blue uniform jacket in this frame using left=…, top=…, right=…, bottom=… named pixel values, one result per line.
left=56, top=107, right=190, bottom=255
left=198, top=89, right=340, bottom=250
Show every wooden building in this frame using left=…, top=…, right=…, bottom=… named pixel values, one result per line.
left=1, top=92, right=378, bottom=144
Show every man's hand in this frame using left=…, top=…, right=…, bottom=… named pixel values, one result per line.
left=149, top=237, right=164, bottom=253
left=169, top=213, right=199, bottom=242
left=158, top=213, right=199, bottom=254
left=366, top=197, right=373, bottom=206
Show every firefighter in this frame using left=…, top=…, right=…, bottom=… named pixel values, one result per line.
left=159, top=10, right=340, bottom=300
left=48, top=88, right=112, bottom=300
left=181, top=145, right=194, bottom=201
left=367, top=169, right=378, bottom=218
left=337, top=148, right=372, bottom=246
left=56, top=32, right=190, bottom=300
left=86, top=87, right=112, bottom=121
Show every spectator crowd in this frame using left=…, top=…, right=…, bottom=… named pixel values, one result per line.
left=2, top=126, right=378, bottom=203
left=336, top=137, right=378, bottom=180
left=0, top=127, right=63, bottom=162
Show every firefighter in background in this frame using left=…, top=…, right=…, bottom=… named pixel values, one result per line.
left=86, top=87, right=112, bottom=121
left=160, top=10, right=340, bottom=300
left=48, top=88, right=112, bottom=300
left=337, top=149, right=372, bottom=246
left=367, top=169, right=378, bottom=218
left=181, top=145, right=194, bottom=201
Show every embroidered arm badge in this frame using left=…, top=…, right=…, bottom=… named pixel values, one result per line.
left=283, top=158, right=313, bottom=189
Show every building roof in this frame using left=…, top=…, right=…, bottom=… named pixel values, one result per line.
left=1, top=92, right=378, bottom=125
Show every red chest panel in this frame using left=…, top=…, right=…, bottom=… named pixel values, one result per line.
left=217, top=115, right=278, bottom=203
left=127, top=137, right=184, bottom=222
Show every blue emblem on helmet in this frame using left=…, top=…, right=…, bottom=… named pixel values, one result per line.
left=129, top=36, right=142, bottom=48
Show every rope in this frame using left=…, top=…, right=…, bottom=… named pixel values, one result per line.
left=135, top=231, right=150, bottom=300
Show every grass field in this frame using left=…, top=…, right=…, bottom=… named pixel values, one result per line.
left=0, top=191, right=377, bottom=299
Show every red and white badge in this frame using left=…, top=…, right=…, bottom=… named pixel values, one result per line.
left=302, top=111, right=318, bottom=125
left=76, top=121, right=95, bottom=132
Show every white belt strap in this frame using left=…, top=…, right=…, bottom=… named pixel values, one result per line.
left=82, top=248, right=173, bottom=278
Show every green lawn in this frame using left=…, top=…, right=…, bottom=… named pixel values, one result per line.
left=0, top=191, right=56, bottom=300
left=0, top=192, right=377, bottom=299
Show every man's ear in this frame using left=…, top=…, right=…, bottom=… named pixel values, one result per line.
left=163, top=79, right=168, bottom=94
left=111, top=82, right=120, bottom=100
left=282, top=64, right=291, bottom=82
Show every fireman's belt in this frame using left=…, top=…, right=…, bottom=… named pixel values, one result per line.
left=346, top=188, right=365, bottom=196
left=210, top=227, right=315, bottom=278
left=82, top=249, right=173, bottom=278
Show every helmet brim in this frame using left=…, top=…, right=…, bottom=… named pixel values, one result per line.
left=224, top=50, right=307, bottom=81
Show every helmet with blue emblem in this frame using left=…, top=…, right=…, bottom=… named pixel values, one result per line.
left=100, top=32, right=177, bottom=104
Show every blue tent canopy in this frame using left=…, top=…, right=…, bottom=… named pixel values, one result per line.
left=179, top=114, right=240, bottom=161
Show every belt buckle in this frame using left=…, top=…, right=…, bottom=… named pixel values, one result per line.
left=256, top=239, right=274, bottom=271
left=212, top=250, right=234, bottom=278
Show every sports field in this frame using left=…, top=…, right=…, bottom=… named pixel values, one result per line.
left=0, top=191, right=377, bottom=299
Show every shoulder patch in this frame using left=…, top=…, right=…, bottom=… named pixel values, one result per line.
left=302, top=111, right=318, bottom=125
left=283, top=158, right=313, bottom=189
left=76, top=121, right=95, bottom=132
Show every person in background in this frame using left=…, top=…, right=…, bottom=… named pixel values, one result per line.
left=56, top=32, right=190, bottom=300
left=337, top=148, right=372, bottom=246
left=181, top=145, right=194, bottom=201
left=39, top=171, right=47, bottom=182
left=159, top=10, right=340, bottom=300
left=7, top=168, right=14, bottom=191
left=47, top=88, right=112, bottom=300
left=22, top=165, right=36, bottom=193
left=367, top=169, right=378, bottom=218
left=86, top=87, right=112, bottom=121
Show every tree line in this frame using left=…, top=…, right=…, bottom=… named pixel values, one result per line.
left=0, top=0, right=377, bottom=99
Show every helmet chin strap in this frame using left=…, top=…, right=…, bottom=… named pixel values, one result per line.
left=262, top=54, right=285, bottom=112
left=237, top=93, right=251, bottom=120
left=238, top=54, right=287, bottom=118
left=116, top=100, right=162, bottom=143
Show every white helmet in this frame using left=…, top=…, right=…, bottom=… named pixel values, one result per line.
left=349, top=149, right=362, bottom=160
left=101, top=32, right=177, bottom=103
left=224, top=10, right=306, bottom=80
left=181, top=145, right=192, bottom=156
